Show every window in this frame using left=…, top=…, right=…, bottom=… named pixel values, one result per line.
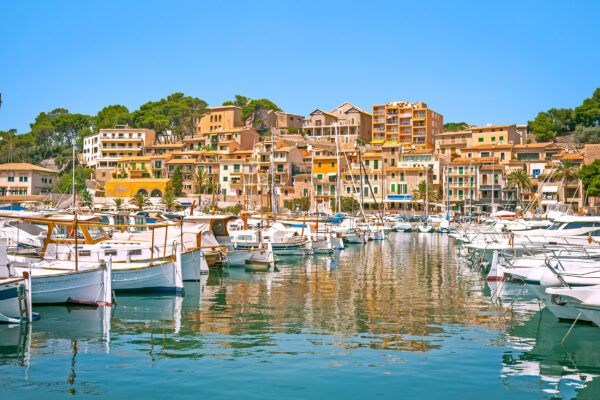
left=391, top=183, right=396, bottom=192
left=223, top=165, right=228, bottom=171
left=478, top=138, right=484, bottom=142
left=499, top=136, right=504, bottom=141
left=374, top=160, right=379, bottom=169
left=331, top=162, right=335, bottom=167
left=492, top=137, right=496, bottom=142
left=317, top=174, right=323, bottom=180
left=8, top=177, right=14, bottom=182
left=374, top=186, right=378, bottom=194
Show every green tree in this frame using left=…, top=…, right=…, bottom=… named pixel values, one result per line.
left=172, top=166, right=184, bottom=196
left=129, top=192, right=151, bottom=211
left=506, top=169, right=532, bottom=208
left=552, top=160, right=579, bottom=183
left=131, top=93, right=208, bottom=142
left=222, top=95, right=281, bottom=122
left=443, top=122, right=469, bottom=132
left=284, top=197, right=310, bottom=211
left=192, top=169, right=208, bottom=194
left=572, top=88, right=600, bottom=127
left=160, top=191, right=179, bottom=211
left=578, top=160, right=600, bottom=197
left=528, top=112, right=557, bottom=142
left=574, top=125, right=600, bottom=144
left=412, top=180, right=439, bottom=202
left=113, top=198, right=123, bottom=210
left=333, top=196, right=360, bottom=213
left=94, top=105, right=131, bottom=130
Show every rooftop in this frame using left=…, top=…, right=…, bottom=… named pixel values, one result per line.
left=0, top=163, right=57, bottom=173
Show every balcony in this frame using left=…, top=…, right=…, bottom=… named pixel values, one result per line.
left=373, top=117, right=386, bottom=124
left=373, top=109, right=385, bottom=115
left=399, top=113, right=412, bottom=118
left=373, top=135, right=385, bottom=141
left=400, top=119, right=411, bottom=126
left=386, top=118, right=398, bottom=124
left=387, top=135, right=399, bottom=142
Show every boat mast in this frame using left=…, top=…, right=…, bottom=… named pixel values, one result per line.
left=358, top=144, right=364, bottom=221
left=308, top=144, right=314, bottom=213
left=334, top=123, right=342, bottom=214
left=425, top=167, right=429, bottom=221
left=72, top=144, right=76, bottom=209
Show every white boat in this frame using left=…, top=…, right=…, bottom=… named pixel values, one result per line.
left=10, top=260, right=113, bottom=305
left=0, top=277, right=31, bottom=323
left=393, top=222, right=412, bottom=232
left=417, top=224, right=433, bottom=233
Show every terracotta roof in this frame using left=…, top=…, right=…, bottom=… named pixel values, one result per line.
left=120, top=156, right=151, bottom=161
left=147, top=143, right=185, bottom=148
left=385, top=166, right=427, bottom=173
left=463, top=144, right=514, bottom=151
left=513, top=142, right=558, bottom=149
left=166, top=159, right=198, bottom=164
left=471, top=124, right=516, bottom=130
left=0, top=163, right=57, bottom=173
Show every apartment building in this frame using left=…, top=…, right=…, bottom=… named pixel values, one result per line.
left=0, top=163, right=58, bottom=197
left=372, top=101, right=443, bottom=149
left=302, top=102, right=372, bottom=144
left=471, top=124, right=519, bottom=146
left=434, top=130, right=473, bottom=157
left=82, top=126, right=155, bottom=169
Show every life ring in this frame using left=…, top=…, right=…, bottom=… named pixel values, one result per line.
left=516, top=211, right=524, bottom=219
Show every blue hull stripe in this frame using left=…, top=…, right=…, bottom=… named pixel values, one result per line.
left=0, top=287, right=18, bottom=301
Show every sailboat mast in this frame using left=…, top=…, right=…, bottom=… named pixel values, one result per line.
left=72, top=144, right=76, bottom=209
left=334, top=123, right=341, bottom=213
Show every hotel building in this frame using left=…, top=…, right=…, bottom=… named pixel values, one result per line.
left=372, top=101, right=443, bottom=148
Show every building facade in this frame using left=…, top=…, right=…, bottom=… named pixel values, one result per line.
left=372, top=101, right=443, bottom=149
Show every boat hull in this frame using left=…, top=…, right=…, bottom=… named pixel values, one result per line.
left=112, top=261, right=183, bottom=295
left=181, top=249, right=209, bottom=280
left=17, top=268, right=108, bottom=305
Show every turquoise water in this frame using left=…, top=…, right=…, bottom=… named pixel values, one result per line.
left=1, top=233, right=600, bottom=399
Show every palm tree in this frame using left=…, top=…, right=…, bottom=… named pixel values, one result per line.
left=193, top=169, right=208, bottom=194
left=552, top=160, right=579, bottom=183
left=129, top=192, right=151, bottom=211
left=113, top=198, right=123, bottom=211
left=552, top=160, right=580, bottom=204
left=506, top=169, right=532, bottom=209
left=161, top=192, right=179, bottom=211
left=412, top=180, right=439, bottom=202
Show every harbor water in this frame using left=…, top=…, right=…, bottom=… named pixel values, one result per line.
left=1, top=233, right=599, bottom=399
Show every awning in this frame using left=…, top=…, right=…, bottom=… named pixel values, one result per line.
left=541, top=186, right=558, bottom=192
left=371, top=140, right=385, bottom=144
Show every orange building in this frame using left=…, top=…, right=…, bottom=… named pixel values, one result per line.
left=372, top=101, right=443, bottom=149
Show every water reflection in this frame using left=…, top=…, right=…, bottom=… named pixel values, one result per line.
left=1, top=233, right=600, bottom=398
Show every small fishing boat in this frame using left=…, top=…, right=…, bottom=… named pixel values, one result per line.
left=0, top=276, right=32, bottom=323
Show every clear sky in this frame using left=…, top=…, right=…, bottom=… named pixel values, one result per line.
left=1, top=0, right=599, bottom=134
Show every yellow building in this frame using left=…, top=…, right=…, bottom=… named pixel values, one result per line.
left=471, top=124, right=520, bottom=145
left=105, top=156, right=171, bottom=198
left=372, top=101, right=443, bottom=149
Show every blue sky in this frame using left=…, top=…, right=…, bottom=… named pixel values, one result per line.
left=0, top=0, right=598, bottom=133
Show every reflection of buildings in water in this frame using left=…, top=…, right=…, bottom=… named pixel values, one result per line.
left=502, top=308, right=600, bottom=398
left=178, top=234, right=516, bottom=353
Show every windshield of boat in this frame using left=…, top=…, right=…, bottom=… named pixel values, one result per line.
left=547, top=223, right=562, bottom=230
left=8, top=221, right=46, bottom=236
left=87, top=226, right=107, bottom=240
